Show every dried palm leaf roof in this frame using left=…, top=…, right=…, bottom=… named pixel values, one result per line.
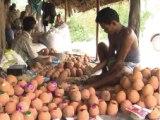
left=49, top=0, right=125, bottom=12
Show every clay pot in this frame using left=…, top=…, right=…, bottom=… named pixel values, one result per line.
left=77, top=104, right=88, bottom=112
left=154, top=92, right=160, bottom=106
left=120, top=100, right=132, bottom=113
left=35, top=75, right=44, bottom=85
left=47, top=81, right=57, bottom=92
left=17, top=80, right=27, bottom=88
left=70, top=67, right=77, bottom=77
left=58, top=100, right=69, bottom=110
left=99, top=100, right=107, bottom=115
left=53, top=97, right=63, bottom=105
left=17, top=101, right=29, bottom=113
left=31, top=98, right=43, bottom=111
left=6, top=75, right=17, bottom=86
left=131, top=71, right=143, bottom=82
left=144, top=95, right=157, bottom=108
left=116, top=91, right=126, bottom=104
left=0, top=80, right=14, bottom=96
left=142, top=84, right=154, bottom=96
left=24, top=111, right=35, bottom=120
left=76, top=69, right=83, bottom=77
left=120, top=76, right=131, bottom=89
left=14, top=85, right=24, bottom=96
left=137, top=99, right=146, bottom=108
left=89, top=104, right=99, bottom=118
left=70, top=102, right=80, bottom=112
left=50, top=107, right=62, bottom=119
left=132, top=79, right=144, bottom=91
left=25, top=82, right=36, bottom=93
left=88, top=87, right=96, bottom=95
left=28, top=108, right=38, bottom=119
left=0, top=113, right=10, bottom=120
left=48, top=103, right=57, bottom=111
left=55, top=88, right=64, bottom=97
left=38, top=111, right=51, bottom=120
left=26, top=92, right=35, bottom=100
left=20, top=97, right=31, bottom=105
left=81, top=89, right=90, bottom=100
left=62, top=105, right=75, bottom=118
left=69, top=85, right=79, bottom=92
left=11, top=111, right=24, bottom=120
left=9, top=95, right=19, bottom=104
left=39, top=92, right=53, bottom=104
left=70, top=91, right=81, bottom=102
left=5, top=101, right=17, bottom=114
left=0, top=103, right=4, bottom=113
left=0, top=93, right=9, bottom=106
left=127, top=90, right=140, bottom=104
left=148, top=108, right=160, bottom=120
left=100, top=90, right=111, bottom=102
left=77, top=109, right=89, bottom=120
left=107, top=100, right=118, bottom=116
left=141, top=68, right=151, bottom=79
left=34, top=90, right=43, bottom=98
left=88, top=95, right=99, bottom=105
left=148, top=76, right=159, bottom=91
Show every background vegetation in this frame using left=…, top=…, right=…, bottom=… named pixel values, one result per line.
left=68, top=1, right=151, bottom=42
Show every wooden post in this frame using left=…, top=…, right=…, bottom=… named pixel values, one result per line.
left=65, top=0, right=68, bottom=22
left=96, top=0, right=100, bottom=60
left=128, top=0, right=140, bottom=39
left=0, top=0, right=7, bottom=60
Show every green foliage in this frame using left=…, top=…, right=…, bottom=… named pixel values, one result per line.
left=68, top=1, right=151, bottom=42
left=140, top=11, right=151, bottom=32
left=68, top=2, right=130, bottom=42
left=68, top=10, right=97, bottom=42
left=68, top=16, right=89, bottom=42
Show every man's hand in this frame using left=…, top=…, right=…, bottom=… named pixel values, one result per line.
left=110, top=61, right=124, bottom=74
left=84, top=65, right=93, bottom=77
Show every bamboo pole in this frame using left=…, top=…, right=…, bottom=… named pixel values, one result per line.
left=96, top=0, right=100, bottom=60
left=65, top=0, right=68, bottom=22
left=128, top=0, right=140, bottom=39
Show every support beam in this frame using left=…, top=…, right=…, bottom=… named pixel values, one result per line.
left=128, top=0, right=140, bottom=39
left=0, top=0, right=8, bottom=61
left=65, top=0, right=68, bottom=22
left=96, top=0, right=100, bottom=60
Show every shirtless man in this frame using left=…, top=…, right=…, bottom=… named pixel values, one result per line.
left=84, top=7, right=140, bottom=89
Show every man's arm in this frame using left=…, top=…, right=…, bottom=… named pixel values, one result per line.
left=90, top=60, right=108, bottom=74
left=24, top=40, right=51, bottom=64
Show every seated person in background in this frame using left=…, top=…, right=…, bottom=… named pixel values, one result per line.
left=8, top=3, right=20, bottom=25
left=84, top=7, right=140, bottom=89
left=12, top=16, right=52, bottom=66
left=11, top=18, right=22, bottom=38
left=54, top=14, right=64, bottom=28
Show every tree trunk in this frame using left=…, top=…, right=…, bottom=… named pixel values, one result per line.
left=0, top=0, right=7, bottom=61
left=67, top=1, right=72, bottom=17
left=128, top=0, right=140, bottom=38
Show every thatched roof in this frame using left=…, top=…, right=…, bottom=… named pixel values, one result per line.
left=49, top=0, right=125, bottom=12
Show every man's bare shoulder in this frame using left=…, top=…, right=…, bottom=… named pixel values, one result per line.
left=121, top=27, right=138, bottom=41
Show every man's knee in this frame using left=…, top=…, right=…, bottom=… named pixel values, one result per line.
left=98, top=42, right=106, bottom=48
left=98, top=42, right=108, bottom=53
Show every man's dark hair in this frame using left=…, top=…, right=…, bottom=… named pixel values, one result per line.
left=23, top=16, right=36, bottom=31
left=20, top=11, right=27, bottom=20
left=9, top=3, right=16, bottom=11
left=96, top=7, right=119, bottom=24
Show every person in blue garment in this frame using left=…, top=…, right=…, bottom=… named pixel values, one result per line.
left=84, top=7, right=140, bottom=89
